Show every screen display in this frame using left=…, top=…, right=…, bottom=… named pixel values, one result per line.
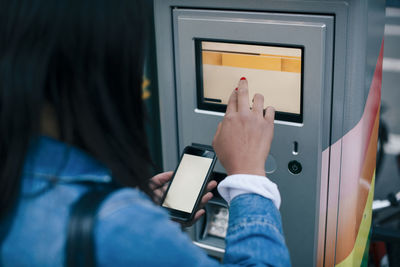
left=162, top=154, right=213, bottom=213
left=196, top=41, right=303, bottom=122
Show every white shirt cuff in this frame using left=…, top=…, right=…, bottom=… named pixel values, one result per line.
left=217, top=174, right=281, bottom=209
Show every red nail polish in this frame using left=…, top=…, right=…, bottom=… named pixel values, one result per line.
left=240, top=77, right=246, bottom=80
left=235, top=87, right=238, bottom=91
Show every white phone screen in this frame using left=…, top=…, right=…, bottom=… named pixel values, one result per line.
left=162, top=154, right=213, bottom=213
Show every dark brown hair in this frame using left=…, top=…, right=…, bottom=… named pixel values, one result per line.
left=0, top=0, right=153, bottom=222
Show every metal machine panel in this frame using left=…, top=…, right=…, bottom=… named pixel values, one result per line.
left=153, top=1, right=385, bottom=266
left=172, top=9, right=334, bottom=266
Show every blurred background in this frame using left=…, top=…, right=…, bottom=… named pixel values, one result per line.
left=368, top=1, right=400, bottom=266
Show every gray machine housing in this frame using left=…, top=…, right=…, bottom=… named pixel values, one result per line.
left=153, top=0, right=385, bottom=266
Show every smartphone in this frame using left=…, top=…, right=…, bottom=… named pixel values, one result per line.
left=161, top=145, right=217, bottom=222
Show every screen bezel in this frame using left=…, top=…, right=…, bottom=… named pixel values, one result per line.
left=161, top=145, right=216, bottom=222
left=195, top=39, right=304, bottom=123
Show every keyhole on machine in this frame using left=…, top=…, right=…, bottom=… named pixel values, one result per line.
left=293, top=141, right=299, bottom=155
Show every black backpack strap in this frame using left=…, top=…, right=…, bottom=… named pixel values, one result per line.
left=66, top=184, right=118, bottom=267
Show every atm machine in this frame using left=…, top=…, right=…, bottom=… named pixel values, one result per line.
left=152, top=0, right=385, bottom=266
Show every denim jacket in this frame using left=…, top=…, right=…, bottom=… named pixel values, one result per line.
left=1, top=137, right=291, bottom=266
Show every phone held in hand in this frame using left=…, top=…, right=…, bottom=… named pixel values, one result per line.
left=161, top=145, right=217, bottom=222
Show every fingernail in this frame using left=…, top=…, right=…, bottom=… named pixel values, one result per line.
left=240, top=77, right=246, bottom=80
left=267, top=106, right=276, bottom=115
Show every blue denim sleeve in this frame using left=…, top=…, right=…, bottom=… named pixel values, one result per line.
left=95, top=189, right=219, bottom=267
left=95, top=189, right=290, bottom=266
left=224, top=194, right=291, bottom=266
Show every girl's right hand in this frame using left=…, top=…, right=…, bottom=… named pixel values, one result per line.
left=212, top=78, right=275, bottom=177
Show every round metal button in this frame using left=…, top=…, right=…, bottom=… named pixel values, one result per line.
left=288, top=160, right=302, bottom=174
left=265, top=154, right=277, bottom=174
